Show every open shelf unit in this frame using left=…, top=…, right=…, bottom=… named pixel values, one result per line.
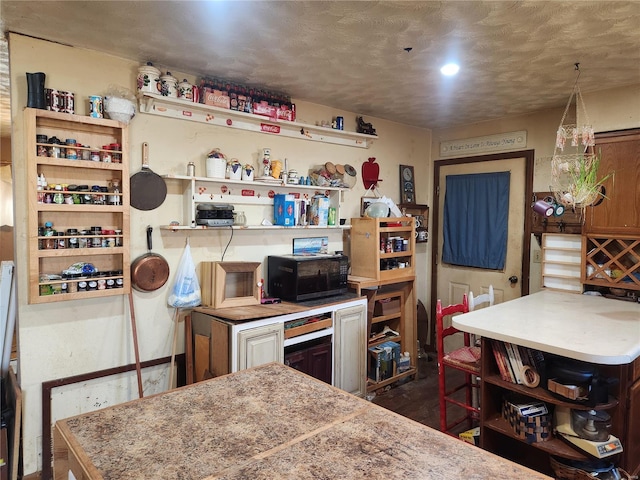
left=541, top=233, right=582, bottom=293
left=25, top=108, right=130, bottom=303
left=160, top=174, right=349, bottom=231
left=138, top=92, right=377, bottom=148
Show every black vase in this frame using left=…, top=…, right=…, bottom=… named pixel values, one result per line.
left=26, top=72, right=46, bottom=109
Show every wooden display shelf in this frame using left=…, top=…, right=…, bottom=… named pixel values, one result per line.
left=138, top=92, right=377, bottom=148
left=483, top=373, right=619, bottom=411
left=483, top=415, right=589, bottom=461
left=582, top=235, right=640, bottom=291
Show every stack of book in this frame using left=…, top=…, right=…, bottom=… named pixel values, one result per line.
left=490, top=340, right=545, bottom=386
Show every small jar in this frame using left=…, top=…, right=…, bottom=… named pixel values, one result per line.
left=115, top=270, right=124, bottom=288
left=114, top=229, right=123, bottom=247
left=97, top=276, right=107, bottom=290
left=56, top=231, right=66, bottom=249
left=65, top=139, right=77, bottom=160
left=100, top=145, right=112, bottom=163
left=110, top=143, right=122, bottom=163
left=67, top=229, right=79, bottom=248
left=80, top=144, right=91, bottom=161
left=187, top=162, right=195, bottom=177
left=103, top=230, right=116, bottom=248
left=90, top=150, right=101, bottom=162
left=78, top=230, right=89, bottom=248
left=91, top=229, right=102, bottom=248
left=67, top=274, right=78, bottom=293
left=77, top=280, right=88, bottom=292
left=88, top=279, right=98, bottom=291
left=48, top=136, right=61, bottom=158
left=53, top=185, right=64, bottom=204
left=106, top=273, right=115, bottom=289
left=37, top=134, right=48, bottom=156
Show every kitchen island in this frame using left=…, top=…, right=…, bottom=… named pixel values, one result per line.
left=53, top=362, right=552, bottom=479
left=452, top=289, right=640, bottom=476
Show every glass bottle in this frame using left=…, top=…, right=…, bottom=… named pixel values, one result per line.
left=108, top=179, right=121, bottom=206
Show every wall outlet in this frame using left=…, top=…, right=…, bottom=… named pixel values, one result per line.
left=533, top=250, right=542, bottom=263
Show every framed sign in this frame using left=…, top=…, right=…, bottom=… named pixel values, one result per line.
left=399, top=165, right=415, bottom=204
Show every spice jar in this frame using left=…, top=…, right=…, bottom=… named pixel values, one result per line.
left=37, top=134, right=48, bottom=156
left=56, top=231, right=66, bottom=249
left=108, top=179, right=121, bottom=206
left=100, top=145, right=112, bottom=163
left=114, top=229, right=123, bottom=247
left=90, top=149, right=101, bottom=162
left=65, top=139, right=77, bottom=159
left=67, top=228, right=79, bottom=248
left=48, top=136, right=62, bottom=158
left=110, top=143, right=122, bottom=164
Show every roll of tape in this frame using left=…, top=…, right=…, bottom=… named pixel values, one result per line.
left=521, top=365, right=540, bottom=388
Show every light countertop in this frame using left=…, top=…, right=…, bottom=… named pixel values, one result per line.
left=453, top=290, right=640, bottom=365
left=54, top=363, right=552, bottom=480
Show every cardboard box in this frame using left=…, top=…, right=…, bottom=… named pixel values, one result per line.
left=274, top=194, right=296, bottom=226
left=309, top=196, right=329, bottom=226
left=459, top=427, right=480, bottom=446
left=204, top=88, right=231, bottom=109
left=367, top=341, right=401, bottom=382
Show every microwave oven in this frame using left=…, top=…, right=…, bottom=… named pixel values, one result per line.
left=267, top=254, right=348, bottom=302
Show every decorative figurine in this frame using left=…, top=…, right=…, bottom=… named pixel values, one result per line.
left=356, top=116, right=376, bottom=135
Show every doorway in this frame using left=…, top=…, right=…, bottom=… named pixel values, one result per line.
left=429, top=150, right=534, bottom=348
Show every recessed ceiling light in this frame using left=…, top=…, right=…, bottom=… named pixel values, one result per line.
left=440, top=63, right=460, bottom=76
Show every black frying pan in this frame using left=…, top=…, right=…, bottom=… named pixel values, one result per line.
left=131, top=226, right=170, bottom=292
left=130, top=142, right=167, bottom=210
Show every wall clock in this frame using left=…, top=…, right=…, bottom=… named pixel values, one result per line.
left=400, top=165, right=416, bottom=204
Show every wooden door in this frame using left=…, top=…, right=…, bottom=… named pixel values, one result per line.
left=308, top=342, right=332, bottom=385
left=585, top=129, right=640, bottom=235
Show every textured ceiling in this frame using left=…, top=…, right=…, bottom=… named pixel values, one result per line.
left=1, top=1, right=640, bottom=137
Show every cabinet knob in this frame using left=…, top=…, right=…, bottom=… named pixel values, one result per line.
left=508, top=275, right=518, bottom=285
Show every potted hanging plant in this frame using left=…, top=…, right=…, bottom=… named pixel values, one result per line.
left=556, top=151, right=613, bottom=208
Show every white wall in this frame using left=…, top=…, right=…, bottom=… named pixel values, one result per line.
left=9, top=33, right=432, bottom=475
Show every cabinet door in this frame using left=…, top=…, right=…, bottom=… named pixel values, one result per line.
left=308, top=342, right=332, bottom=385
left=238, top=323, right=284, bottom=370
left=334, top=304, right=366, bottom=396
left=586, top=130, right=640, bottom=235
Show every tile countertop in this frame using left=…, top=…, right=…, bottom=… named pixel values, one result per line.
left=453, top=290, right=640, bottom=365
left=54, top=363, right=552, bottom=480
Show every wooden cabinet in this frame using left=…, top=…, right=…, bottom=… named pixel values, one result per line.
left=161, top=174, right=348, bottom=231
left=350, top=217, right=415, bottom=281
left=480, top=337, right=640, bottom=476
left=188, top=297, right=367, bottom=394
left=585, top=129, right=640, bottom=236
left=541, top=233, right=582, bottom=293
left=25, top=108, right=130, bottom=303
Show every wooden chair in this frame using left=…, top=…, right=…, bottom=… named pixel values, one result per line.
left=436, top=294, right=481, bottom=436
left=468, top=285, right=494, bottom=408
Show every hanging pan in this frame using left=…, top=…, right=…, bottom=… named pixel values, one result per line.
left=130, top=142, right=167, bottom=210
left=131, top=226, right=170, bottom=292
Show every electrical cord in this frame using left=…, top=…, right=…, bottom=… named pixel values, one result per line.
left=221, top=225, right=234, bottom=261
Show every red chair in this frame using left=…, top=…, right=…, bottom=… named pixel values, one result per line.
left=436, top=294, right=481, bottom=436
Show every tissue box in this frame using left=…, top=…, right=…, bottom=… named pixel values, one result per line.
left=309, top=196, right=329, bottom=226
left=274, top=194, right=295, bottom=226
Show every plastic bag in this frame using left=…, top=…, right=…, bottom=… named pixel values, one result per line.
left=167, top=243, right=201, bottom=308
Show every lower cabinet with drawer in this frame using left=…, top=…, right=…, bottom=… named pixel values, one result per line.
left=189, top=297, right=367, bottom=396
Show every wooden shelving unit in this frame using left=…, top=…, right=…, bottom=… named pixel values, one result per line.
left=350, top=217, right=416, bottom=281
left=541, top=233, right=582, bottom=293
left=480, top=337, right=638, bottom=476
left=25, top=108, right=130, bottom=303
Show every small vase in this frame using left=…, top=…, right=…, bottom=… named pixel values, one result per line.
left=206, top=156, right=226, bottom=178
left=227, top=162, right=242, bottom=180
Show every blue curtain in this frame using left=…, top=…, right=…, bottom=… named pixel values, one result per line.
left=443, top=171, right=510, bottom=270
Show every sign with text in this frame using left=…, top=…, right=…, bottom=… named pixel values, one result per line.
left=440, top=131, right=527, bottom=157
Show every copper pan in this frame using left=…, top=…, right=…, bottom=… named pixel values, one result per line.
left=131, top=226, right=169, bottom=292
